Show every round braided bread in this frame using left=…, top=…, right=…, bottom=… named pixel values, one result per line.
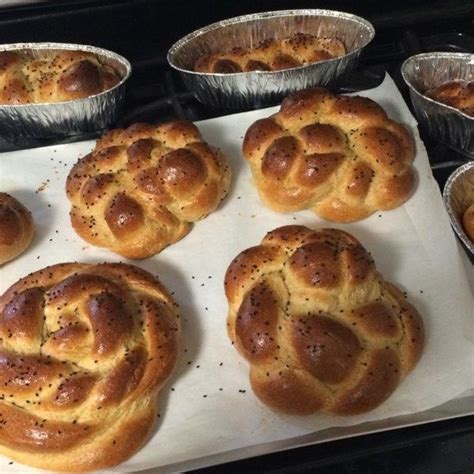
left=0, top=262, right=180, bottom=471
left=225, top=225, right=424, bottom=415
left=0, top=193, right=34, bottom=265
left=66, top=121, right=232, bottom=258
left=243, top=87, right=416, bottom=222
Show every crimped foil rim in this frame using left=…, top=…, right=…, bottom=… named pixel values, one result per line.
left=401, top=52, right=474, bottom=121
left=167, top=9, right=375, bottom=77
left=0, top=42, right=132, bottom=109
left=443, top=161, right=474, bottom=254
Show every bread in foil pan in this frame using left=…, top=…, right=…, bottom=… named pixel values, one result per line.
left=401, top=52, right=473, bottom=157
left=167, top=10, right=375, bottom=109
left=443, top=161, right=474, bottom=257
left=0, top=43, right=131, bottom=143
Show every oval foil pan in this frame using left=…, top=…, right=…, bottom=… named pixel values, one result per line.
left=167, top=9, right=375, bottom=109
left=443, top=161, right=474, bottom=257
left=401, top=52, right=474, bottom=157
left=0, top=42, right=131, bottom=144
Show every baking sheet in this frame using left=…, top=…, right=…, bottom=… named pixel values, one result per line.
left=0, top=74, right=473, bottom=473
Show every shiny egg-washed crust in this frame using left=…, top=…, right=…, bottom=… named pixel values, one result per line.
left=0, top=193, right=34, bottom=265
left=194, top=33, right=346, bottom=73
left=0, top=262, right=180, bottom=471
left=66, top=121, right=232, bottom=258
left=426, top=80, right=474, bottom=117
left=0, top=50, right=120, bottom=105
left=243, top=87, right=416, bottom=222
left=225, top=225, right=424, bottom=415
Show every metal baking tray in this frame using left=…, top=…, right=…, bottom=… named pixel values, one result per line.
left=168, top=9, right=375, bottom=109
left=0, top=42, right=131, bottom=143
left=153, top=391, right=474, bottom=472
left=401, top=52, right=473, bottom=157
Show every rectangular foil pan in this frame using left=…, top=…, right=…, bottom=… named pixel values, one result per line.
left=401, top=52, right=474, bottom=157
left=167, top=9, right=375, bottom=109
left=0, top=42, right=131, bottom=145
left=443, top=161, right=474, bottom=257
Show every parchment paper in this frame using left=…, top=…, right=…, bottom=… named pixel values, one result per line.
left=0, top=74, right=473, bottom=473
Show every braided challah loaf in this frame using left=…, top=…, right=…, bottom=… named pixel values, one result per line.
left=0, top=193, right=34, bottom=265
left=243, top=87, right=415, bottom=222
left=225, top=225, right=424, bottom=415
left=0, top=50, right=120, bottom=104
left=66, top=121, right=232, bottom=258
left=195, top=33, right=346, bottom=73
left=0, top=262, right=180, bottom=471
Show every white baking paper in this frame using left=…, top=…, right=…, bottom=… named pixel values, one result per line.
left=0, top=74, right=473, bottom=473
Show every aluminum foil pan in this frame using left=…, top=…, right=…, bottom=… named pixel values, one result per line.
left=443, top=161, right=474, bottom=257
left=401, top=52, right=474, bottom=157
left=167, top=10, right=375, bottom=109
left=0, top=42, right=131, bottom=143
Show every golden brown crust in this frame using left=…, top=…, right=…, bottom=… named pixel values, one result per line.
left=0, top=193, right=34, bottom=265
left=66, top=121, right=232, bottom=258
left=426, top=80, right=474, bottom=117
left=225, top=225, right=424, bottom=415
left=0, top=262, right=180, bottom=471
left=194, top=33, right=346, bottom=73
left=462, top=203, right=474, bottom=241
left=0, top=50, right=120, bottom=104
left=243, top=88, right=416, bottom=222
